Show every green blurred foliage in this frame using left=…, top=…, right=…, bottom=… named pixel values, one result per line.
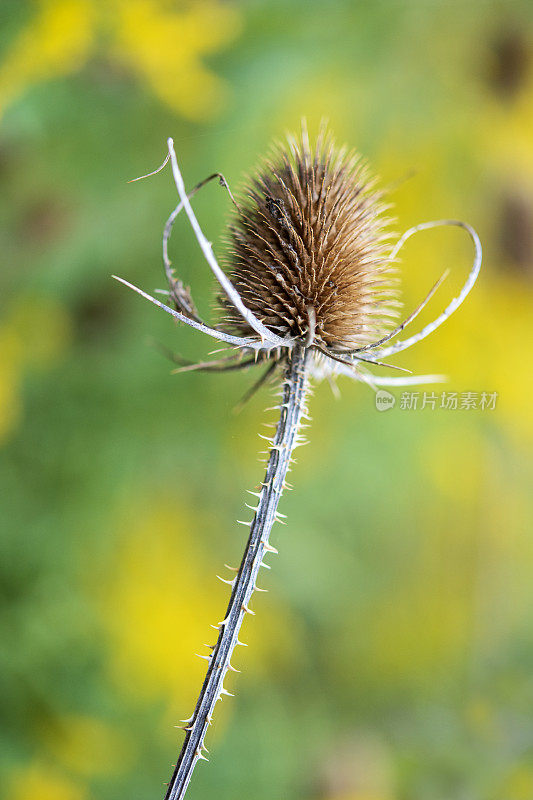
left=1, top=2, right=533, bottom=799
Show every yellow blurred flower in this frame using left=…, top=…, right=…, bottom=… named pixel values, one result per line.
left=379, top=137, right=533, bottom=443
left=0, top=0, right=96, bottom=117
left=7, top=294, right=73, bottom=369
left=113, top=0, right=241, bottom=120
left=0, top=327, right=23, bottom=444
left=368, top=580, right=471, bottom=682
left=499, top=766, right=533, bottom=800
left=94, top=500, right=301, bottom=716
left=0, top=296, right=71, bottom=445
left=465, top=697, right=498, bottom=740
left=477, top=39, right=533, bottom=178
left=97, top=504, right=222, bottom=708
left=421, top=426, right=485, bottom=504
left=0, top=0, right=241, bottom=122
left=6, top=761, right=87, bottom=800
left=43, top=714, right=133, bottom=776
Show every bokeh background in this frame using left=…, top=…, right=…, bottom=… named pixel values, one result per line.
left=1, top=2, right=533, bottom=799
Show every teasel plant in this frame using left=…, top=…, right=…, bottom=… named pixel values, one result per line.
left=114, top=122, right=482, bottom=800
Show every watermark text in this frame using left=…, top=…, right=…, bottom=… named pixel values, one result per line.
left=375, top=390, right=498, bottom=412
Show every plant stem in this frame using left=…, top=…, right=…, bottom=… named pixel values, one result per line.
left=164, top=344, right=311, bottom=800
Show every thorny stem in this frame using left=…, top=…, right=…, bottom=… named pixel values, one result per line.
left=164, top=344, right=311, bottom=800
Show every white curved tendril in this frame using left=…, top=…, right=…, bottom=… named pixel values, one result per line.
left=373, top=219, right=481, bottom=358
left=112, top=276, right=272, bottom=352
left=166, top=138, right=293, bottom=349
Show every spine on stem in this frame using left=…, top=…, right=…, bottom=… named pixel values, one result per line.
left=164, top=344, right=310, bottom=800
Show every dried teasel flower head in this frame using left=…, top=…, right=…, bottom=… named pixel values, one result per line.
left=220, top=124, right=399, bottom=352
left=115, top=123, right=481, bottom=392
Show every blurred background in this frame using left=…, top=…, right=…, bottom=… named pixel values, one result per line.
left=1, top=1, right=533, bottom=799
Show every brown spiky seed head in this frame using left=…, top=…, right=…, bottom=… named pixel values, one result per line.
left=220, top=124, right=400, bottom=351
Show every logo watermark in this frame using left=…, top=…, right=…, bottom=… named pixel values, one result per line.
left=375, top=390, right=396, bottom=412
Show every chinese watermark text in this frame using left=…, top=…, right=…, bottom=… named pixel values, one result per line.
left=375, top=390, right=498, bottom=412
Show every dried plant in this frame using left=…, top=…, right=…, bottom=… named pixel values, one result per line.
left=115, top=122, right=481, bottom=800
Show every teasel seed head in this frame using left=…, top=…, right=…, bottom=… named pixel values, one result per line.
left=220, top=123, right=400, bottom=352
left=116, top=131, right=481, bottom=391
